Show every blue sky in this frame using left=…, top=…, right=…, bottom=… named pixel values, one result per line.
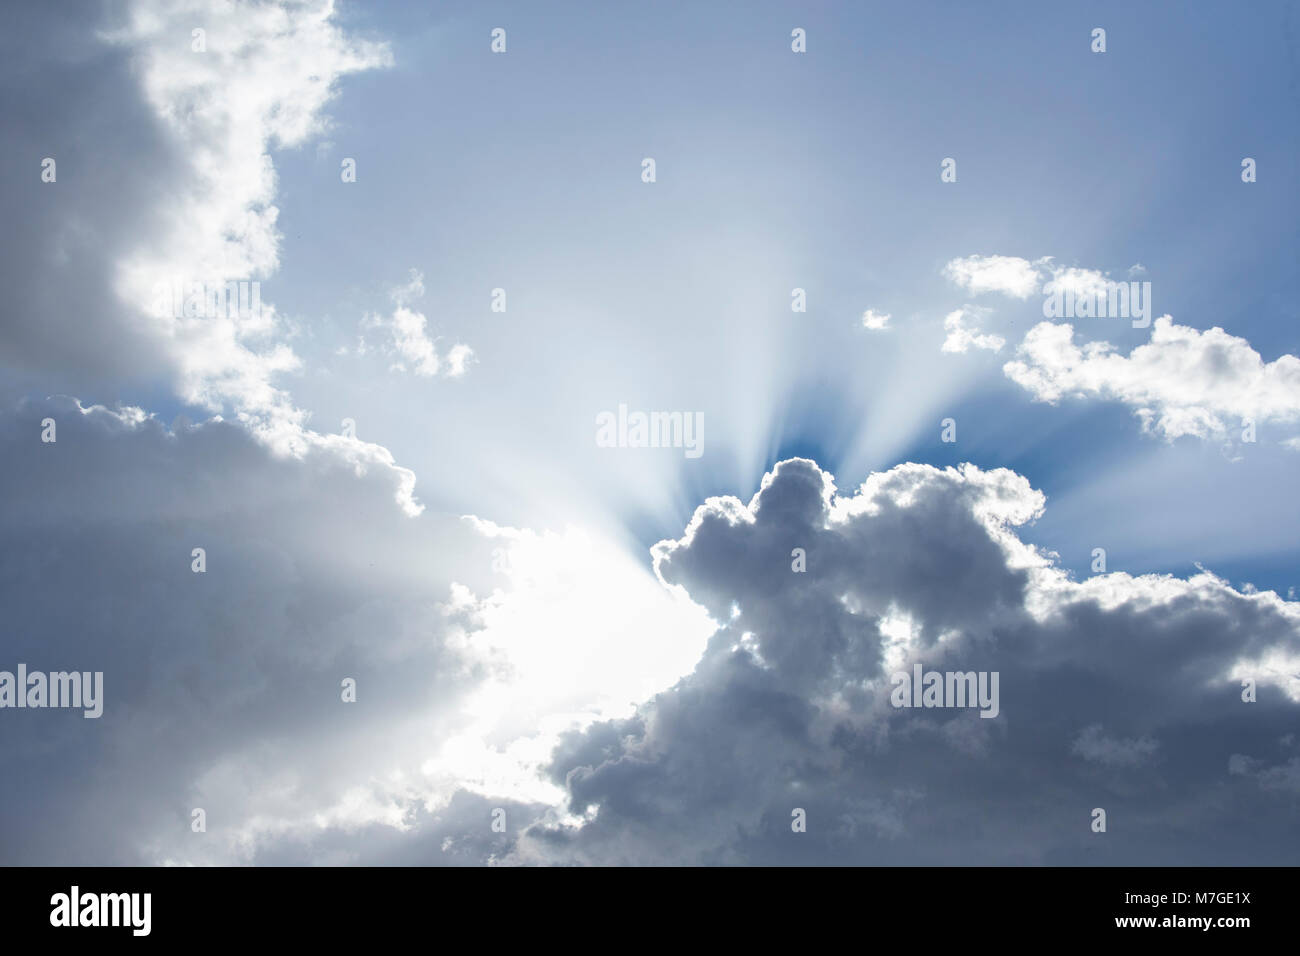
left=266, top=0, right=1300, bottom=583
left=1, top=0, right=1298, bottom=865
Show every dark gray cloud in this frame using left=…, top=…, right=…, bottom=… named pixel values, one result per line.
left=0, top=396, right=500, bottom=864
left=0, top=1, right=179, bottom=395
left=7, top=416, right=1295, bottom=865
left=519, top=458, right=1300, bottom=864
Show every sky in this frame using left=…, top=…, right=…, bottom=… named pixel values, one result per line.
left=0, top=0, right=1297, bottom=865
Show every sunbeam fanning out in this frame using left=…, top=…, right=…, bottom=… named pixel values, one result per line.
left=1, top=0, right=1298, bottom=899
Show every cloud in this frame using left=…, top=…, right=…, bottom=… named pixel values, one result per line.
left=5, top=9, right=1295, bottom=871
left=941, top=255, right=1139, bottom=309
left=362, top=270, right=475, bottom=378
left=1071, top=724, right=1159, bottom=767
left=0, top=0, right=391, bottom=447
left=942, top=252, right=1300, bottom=444
left=5, top=412, right=1298, bottom=865
left=416, top=520, right=715, bottom=815
left=0, top=395, right=712, bottom=864
left=0, top=5, right=181, bottom=393
left=444, top=344, right=476, bottom=377
left=1004, top=316, right=1300, bottom=441
left=0, top=395, right=488, bottom=863
left=1229, top=753, right=1300, bottom=794
left=942, top=305, right=1005, bottom=353
left=101, top=0, right=393, bottom=432
left=510, top=458, right=1300, bottom=865
left=1041, top=265, right=1113, bottom=301
left=861, top=309, right=891, bottom=331
left=942, top=255, right=1044, bottom=299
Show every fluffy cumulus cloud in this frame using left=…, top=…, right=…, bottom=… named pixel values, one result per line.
left=1004, top=317, right=1300, bottom=441
left=941, top=254, right=1300, bottom=444
left=503, top=458, right=1300, bottom=865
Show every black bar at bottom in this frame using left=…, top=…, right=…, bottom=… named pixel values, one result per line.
left=1, top=866, right=1284, bottom=942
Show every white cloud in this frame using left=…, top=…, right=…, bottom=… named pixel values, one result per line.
left=943, top=255, right=1139, bottom=309
left=102, top=0, right=393, bottom=440
left=390, top=269, right=426, bottom=307
left=942, top=255, right=1044, bottom=299
left=444, top=344, right=476, bottom=377
left=1004, top=316, right=1300, bottom=441
left=1042, top=266, right=1112, bottom=300
left=363, top=270, right=475, bottom=378
left=861, top=309, right=892, bottom=331
left=942, top=305, right=1005, bottom=354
